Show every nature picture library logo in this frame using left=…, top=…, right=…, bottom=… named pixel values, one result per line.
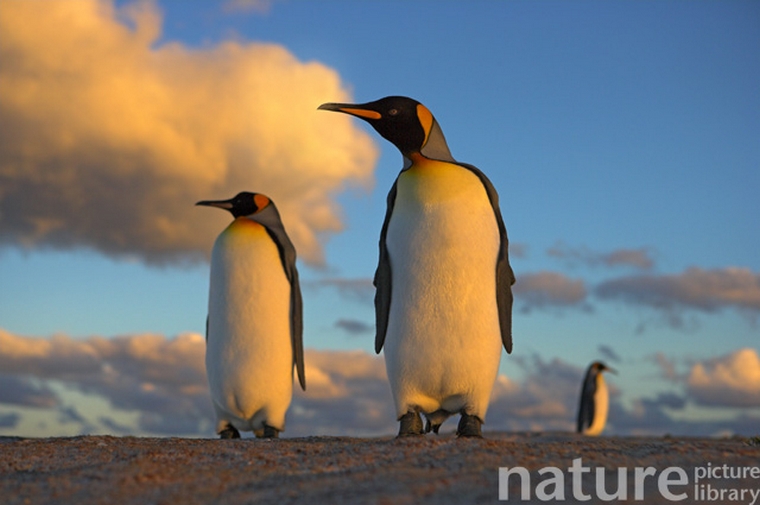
left=499, top=459, right=760, bottom=503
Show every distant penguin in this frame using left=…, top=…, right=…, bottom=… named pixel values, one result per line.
left=197, top=192, right=305, bottom=439
left=577, top=361, right=616, bottom=436
left=319, top=96, right=515, bottom=438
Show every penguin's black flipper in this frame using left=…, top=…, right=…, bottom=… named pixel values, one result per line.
left=577, top=366, right=597, bottom=433
left=460, top=162, right=515, bottom=354
left=259, top=204, right=306, bottom=391
left=374, top=179, right=398, bottom=354
left=289, top=268, right=306, bottom=391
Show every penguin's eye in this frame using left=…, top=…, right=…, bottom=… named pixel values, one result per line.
left=388, top=108, right=399, bottom=116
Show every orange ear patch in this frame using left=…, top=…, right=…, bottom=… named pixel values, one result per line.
left=254, top=194, right=270, bottom=211
left=417, top=104, right=434, bottom=147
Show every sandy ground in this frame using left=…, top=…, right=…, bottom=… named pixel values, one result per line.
left=1, top=432, right=759, bottom=505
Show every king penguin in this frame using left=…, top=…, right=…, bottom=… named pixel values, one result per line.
left=319, top=96, right=515, bottom=438
left=197, top=192, right=305, bottom=439
left=576, top=361, right=616, bottom=436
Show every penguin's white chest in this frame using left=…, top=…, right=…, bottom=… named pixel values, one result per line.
left=384, top=157, right=502, bottom=418
left=205, top=218, right=293, bottom=431
left=586, top=375, right=609, bottom=436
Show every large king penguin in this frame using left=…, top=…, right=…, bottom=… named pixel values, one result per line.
left=197, top=192, right=305, bottom=439
left=319, top=96, right=515, bottom=438
left=576, top=361, right=616, bottom=436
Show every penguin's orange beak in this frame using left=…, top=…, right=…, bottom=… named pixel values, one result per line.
left=318, top=102, right=382, bottom=120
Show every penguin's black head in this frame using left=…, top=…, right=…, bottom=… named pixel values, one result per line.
left=196, top=192, right=271, bottom=218
left=590, top=361, right=617, bottom=375
left=319, top=96, right=434, bottom=155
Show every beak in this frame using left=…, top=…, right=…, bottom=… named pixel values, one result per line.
left=604, top=366, right=618, bottom=375
left=195, top=199, right=233, bottom=210
left=318, top=102, right=382, bottom=120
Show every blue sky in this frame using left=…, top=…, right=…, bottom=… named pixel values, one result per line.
left=0, top=0, right=758, bottom=438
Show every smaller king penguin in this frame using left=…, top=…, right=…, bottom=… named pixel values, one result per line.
left=319, top=96, right=515, bottom=438
left=576, top=361, right=616, bottom=436
left=197, top=192, right=305, bottom=439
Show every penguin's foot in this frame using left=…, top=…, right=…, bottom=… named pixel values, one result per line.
left=423, top=409, right=450, bottom=434
left=253, top=424, right=280, bottom=439
left=262, top=425, right=280, bottom=439
left=397, top=411, right=424, bottom=437
left=219, top=424, right=240, bottom=439
left=456, top=413, right=483, bottom=438
left=424, top=419, right=442, bottom=434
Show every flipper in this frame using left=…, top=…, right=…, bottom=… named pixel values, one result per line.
left=460, top=162, right=515, bottom=354
left=259, top=205, right=306, bottom=391
left=373, top=180, right=398, bottom=354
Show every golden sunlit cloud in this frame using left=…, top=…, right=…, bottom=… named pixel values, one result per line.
left=687, top=348, right=760, bottom=408
left=0, top=0, right=378, bottom=266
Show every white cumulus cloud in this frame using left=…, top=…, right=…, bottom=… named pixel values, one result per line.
left=0, top=0, right=378, bottom=266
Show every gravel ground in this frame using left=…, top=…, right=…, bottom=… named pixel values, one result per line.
left=1, top=432, right=759, bottom=504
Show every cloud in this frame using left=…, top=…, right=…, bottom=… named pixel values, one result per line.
left=97, top=415, right=134, bottom=435
left=547, top=242, right=655, bottom=270
left=0, top=374, right=58, bottom=408
left=609, top=390, right=760, bottom=438
left=0, top=328, right=210, bottom=435
left=687, top=348, right=760, bottom=408
left=509, top=242, right=528, bottom=259
left=0, top=328, right=395, bottom=437
left=0, top=413, right=20, bottom=429
left=512, top=271, right=588, bottom=312
left=290, top=349, right=394, bottom=436
left=650, top=352, right=680, bottom=382
left=595, top=267, right=760, bottom=327
left=1, top=329, right=757, bottom=437
left=307, top=277, right=375, bottom=303
left=334, top=319, right=373, bottom=336
left=223, top=0, right=274, bottom=14
left=652, top=392, right=687, bottom=410
left=488, top=356, right=585, bottom=432
left=58, top=406, right=87, bottom=424
left=597, top=345, right=622, bottom=364
left=0, top=0, right=378, bottom=266
left=609, top=395, right=686, bottom=436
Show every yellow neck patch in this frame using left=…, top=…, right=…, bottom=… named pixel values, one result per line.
left=225, top=217, right=266, bottom=237
left=416, top=104, right=434, bottom=147
left=400, top=153, right=485, bottom=204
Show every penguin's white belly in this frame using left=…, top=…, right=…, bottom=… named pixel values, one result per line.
left=585, top=377, right=609, bottom=436
left=206, top=218, right=293, bottom=432
left=385, top=158, right=502, bottom=419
